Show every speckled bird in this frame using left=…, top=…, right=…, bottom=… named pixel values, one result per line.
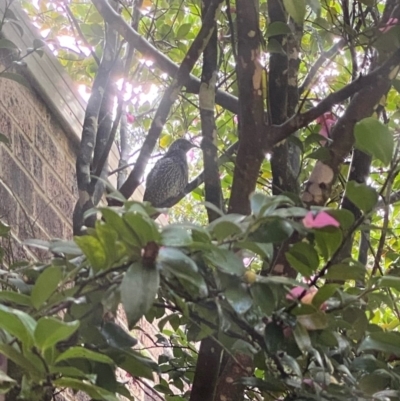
left=143, top=138, right=196, bottom=208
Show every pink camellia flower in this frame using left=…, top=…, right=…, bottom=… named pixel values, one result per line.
left=126, top=113, right=135, bottom=123
left=286, top=286, right=308, bottom=301
left=316, top=113, right=336, bottom=145
left=286, top=286, right=327, bottom=310
left=302, top=211, right=340, bottom=229
left=379, top=17, right=399, bottom=33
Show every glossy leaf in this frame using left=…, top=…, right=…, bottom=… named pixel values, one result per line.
left=31, top=266, right=62, bottom=309
left=283, top=0, right=306, bottom=24
left=345, top=181, right=378, bottom=214
left=120, top=262, right=160, bottom=329
left=285, top=242, right=319, bottom=276
left=34, top=317, right=79, bottom=351
left=56, top=347, right=114, bottom=364
left=354, top=117, right=393, bottom=165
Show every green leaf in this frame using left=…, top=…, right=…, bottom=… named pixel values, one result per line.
left=306, top=0, right=321, bottom=16
left=100, top=208, right=141, bottom=248
left=4, top=9, right=18, bottom=21
left=225, top=283, right=253, bottom=314
left=124, top=212, right=160, bottom=246
left=297, top=311, right=328, bottom=331
left=0, top=304, right=36, bottom=346
left=100, top=322, right=137, bottom=349
left=264, top=322, right=284, bottom=353
left=250, top=283, right=276, bottom=315
left=0, top=344, right=42, bottom=380
left=161, top=225, right=192, bottom=246
left=203, top=248, right=245, bottom=275
left=95, top=222, right=120, bottom=265
left=33, top=38, right=45, bottom=49
left=327, top=209, right=355, bottom=230
left=359, top=332, right=400, bottom=356
left=49, top=240, right=83, bottom=255
left=379, top=276, right=400, bottom=291
left=354, top=117, right=393, bottom=165
left=56, top=347, right=114, bottom=364
left=23, top=239, right=50, bottom=251
left=34, top=317, right=79, bottom=351
left=236, top=241, right=273, bottom=261
left=312, top=284, right=338, bottom=308
left=266, top=21, right=292, bottom=37
left=53, top=378, right=119, bottom=401
left=176, top=23, right=191, bottom=38
left=31, top=266, right=62, bottom=309
left=0, top=72, right=30, bottom=88
left=158, top=248, right=208, bottom=297
left=75, top=235, right=108, bottom=271
left=314, top=227, right=343, bottom=260
left=306, top=147, right=331, bottom=161
left=0, top=133, right=10, bottom=146
left=121, top=262, right=160, bottom=329
left=283, top=0, right=306, bottom=24
left=285, top=242, right=319, bottom=276
left=293, top=323, right=312, bottom=352
left=0, top=38, right=19, bottom=50
left=250, top=193, right=268, bottom=215
left=0, top=291, right=31, bottom=306
left=325, top=262, right=366, bottom=281
left=114, top=349, right=158, bottom=381
left=345, top=181, right=378, bottom=213
left=209, top=220, right=242, bottom=241
left=250, top=219, right=294, bottom=243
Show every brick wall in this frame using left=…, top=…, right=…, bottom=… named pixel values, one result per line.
left=0, top=70, right=77, bottom=262
left=0, top=3, right=167, bottom=398
left=0, top=68, right=165, bottom=401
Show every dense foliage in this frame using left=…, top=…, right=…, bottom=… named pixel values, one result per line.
left=2, top=0, right=400, bottom=400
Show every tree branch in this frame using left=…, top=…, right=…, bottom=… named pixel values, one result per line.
left=92, top=0, right=238, bottom=114
left=113, top=0, right=225, bottom=201
left=267, top=46, right=400, bottom=151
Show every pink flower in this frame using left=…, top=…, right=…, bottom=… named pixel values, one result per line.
left=126, top=113, right=135, bottom=123
left=302, top=211, right=340, bottom=229
left=316, top=113, right=336, bottom=145
left=286, top=286, right=327, bottom=310
left=286, top=286, right=306, bottom=300
left=379, top=17, right=399, bottom=33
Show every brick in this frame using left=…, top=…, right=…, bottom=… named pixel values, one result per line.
left=2, top=149, right=34, bottom=214
left=49, top=114, right=69, bottom=147
left=14, top=130, right=31, bottom=170
left=32, top=151, right=44, bottom=187
left=65, top=138, right=79, bottom=161
left=35, top=120, right=65, bottom=179
left=0, top=182, right=18, bottom=230
left=65, top=160, right=78, bottom=196
left=64, top=222, right=73, bottom=240
left=4, top=237, right=30, bottom=265
left=35, top=195, right=64, bottom=238
left=17, top=208, right=42, bottom=241
left=45, top=168, right=75, bottom=221
left=17, top=209, right=50, bottom=260
left=0, top=105, right=13, bottom=146
left=0, top=77, right=36, bottom=141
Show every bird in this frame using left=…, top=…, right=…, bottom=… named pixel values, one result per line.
left=143, top=138, right=196, bottom=208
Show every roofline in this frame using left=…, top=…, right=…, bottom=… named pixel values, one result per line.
left=0, top=2, right=121, bottom=171
left=1, top=2, right=86, bottom=144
